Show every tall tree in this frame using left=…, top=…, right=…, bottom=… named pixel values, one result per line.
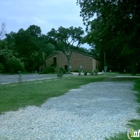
left=47, top=26, right=84, bottom=72
left=78, top=0, right=140, bottom=74
left=15, top=25, right=55, bottom=72
left=0, top=24, right=56, bottom=73
left=15, top=26, right=41, bottom=71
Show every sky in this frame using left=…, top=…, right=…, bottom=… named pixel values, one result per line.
left=1, top=0, right=91, bottom=48
left=1, top=0, right=84, bottom=34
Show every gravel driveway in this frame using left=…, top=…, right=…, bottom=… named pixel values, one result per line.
left=0, top=80, right=139, bottom=140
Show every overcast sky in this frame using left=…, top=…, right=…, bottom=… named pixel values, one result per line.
left=1, top=0, right=84, bottom=34
left=1, top=0, right=91, bottom=48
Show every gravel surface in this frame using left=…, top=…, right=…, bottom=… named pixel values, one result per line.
left=0, top=81, right=140, bottom=140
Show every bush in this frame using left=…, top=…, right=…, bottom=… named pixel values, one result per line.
left=42, top=69, right=49, bottom=74
left=73, top=70, right=79, bottom=72
left=94, top=69, right=99, bottom=75
left=43, top=66, right=55, bottom=74
left=47, top=66, right=55, bottom=73
left=59, top=67, right=66, bottom=74
left=84, top=71, right=87, bottom=76
left=6, top=57, right=25, bottom=73
left=0, top=63, right=4, bottom=73
left=90, top=71, right=94, bottom=75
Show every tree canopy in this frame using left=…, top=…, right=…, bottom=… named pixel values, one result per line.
left=47, top=26, right=84, bottom=73
left=0, top=24, right=88, bottom=73
left=78, top=0, right=140, bottom=74
left=47, top=26, right=84, bottom=53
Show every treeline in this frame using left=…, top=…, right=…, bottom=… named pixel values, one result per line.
left=79, top=0, right=140, bottom=74
left=0, top=24, right=90, bottom=73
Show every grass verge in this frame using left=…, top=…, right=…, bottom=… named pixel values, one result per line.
left=0, top=75, right=106, bottom=114
left=105, top=78, right=140, bottom=140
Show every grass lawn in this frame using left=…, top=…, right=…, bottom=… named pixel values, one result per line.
left=105, top=79, right=140, bottom=140
left=1, top=74, right=140, bottom=139
left=0, top=75, right=106, bottom=114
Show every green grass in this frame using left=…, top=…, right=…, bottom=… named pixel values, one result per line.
left=0, top=76, right=106, bottom=114
left=1, top=74, right=140, bottom=139
left=105, top=79, right=140, bottom=140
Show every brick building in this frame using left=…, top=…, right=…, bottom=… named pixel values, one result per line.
left=46, top=51, right=99, bottom=72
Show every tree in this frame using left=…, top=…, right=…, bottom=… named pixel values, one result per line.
left=78, top=0, right=140, bottom=74
left=37, top=34, right=55, bottom=71
left=14, top=25, right=55, bottom=72
left=5, top=31, right=16, bottom=52
left=27, top=25, right=42, bottom=37
left=0, top=24, right=56, bottom=73
left=15, top=26, right=41, bottom=71
left=38, top=34, right=55, bottom=56
left=0, top=39, right=25, bottom=73
left=47, top=26, right=84, bottom=73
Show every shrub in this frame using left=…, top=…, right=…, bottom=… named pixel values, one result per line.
left=6, top=57, right=25, bottom=73
left=42, top=69, right=49, bottom=74
left=59, top=67, right=66, bottom=74
left=47, top=66, right=55, bottom=73
left=90, top=71, right=94, bottom=75
left=84, top=71, right=87, bottom=76
left=94, top=69, right=99, bottom=75
left=0, top=63, right=4, bottom=73
left=43, top=66, right=55, bottom=74
left=73, top=70, right=79, bottom=72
